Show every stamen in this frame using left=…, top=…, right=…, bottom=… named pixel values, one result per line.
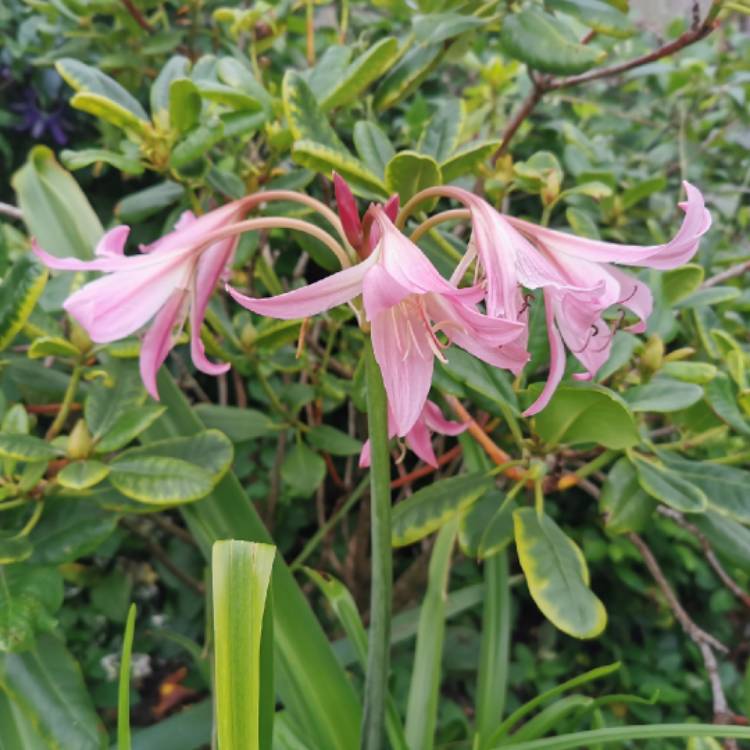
left=617, top=284, right=638, bottom=306
left=570, top=324, right=598, bottom=354
left=518, top=293, right=535, bottom=316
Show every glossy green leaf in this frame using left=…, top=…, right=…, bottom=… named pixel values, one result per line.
left=194, top=405, right=279, bottom=442
left=283, top=71, right=345, bottom=150
left=632, top=455, right=708, bottom=513
left=413, top=12, right=488, bottom=43
left=13, top=146, right=103, bottom=260
left=374, top=44, right=444, bottom=111
left=440, top=140, right=501, bottom=182
left=213, top=540, right=275, bottom=750
left=216, top=58, right=272, bottom=111
left=660, top=455, right=750, bottom=523
left=662, top=263, right=705, bottom=305
left=660, top=361, right=717, bottom=384
left=96, top=405, right=167, bottom=453
left=0, top=634, right=106, bottom=749
left=0, top=258, right=48, bottom=352
left=478, top=497, right=518, bottom=559
left=151, top=55, right=191, bottom=121
left=677, top=286, right=740, bottom=308
left=0, top=566, right=63, bottom=652
left=692, top=511, right=750, bottom=571
left=385, top=151, right=442, bottom=203
left=168, top=78, right=202, bottom=134
left=27, top=336, right=80, bottom=359
left=28, top=498, right=117, bottom=564
left=353, top=121, right=396, bottom=179
left=623, top=377, right=703, bottom=412
left=117, top=604, right=136, bottom=750
left=306, top=425, right=362, bottom=456
left=547, top=0, right=636, bottom=37
left=69, top=92, right=150, bottom=136
left=600, top=457, right=655, bottom=535
left=56, top=58, right=148, bottom=121
left=322, top=37, right=401, bottom=111
left=170, top=120, right=225, bottom=168
left=404, top=518, right=457, bottom=750
left=0, top=434, right=61, bottom=462
left=281, top=442, right=326, bottom=497
left=459, top=493, right=503, bottom=558
left=116, top=181, right=185, bottom=223
left=513, top=695, right=594, bottom=742
left=0, top=538, right=33, bottom=565
left=514, top=508, right=607, bottom=639
left=705, top=373, right=750, bottom=435
left=127, top=700, right=211, bottom=750
left=0, top=689, right=48, bottom=750
left=57, top=460, right=110, bottom=490
left=85, top=366, right=146, bottom=439
left=60, top=148, right=144, bottom=175
left=195, top=81, right=263, bottom=111
left=392, top=472, right=493, bottom=547
left=501, top=9, right=605, bottom=75
left=530, top=384, right=639, bottom=449
left=418, top=98, right=464, bottom=161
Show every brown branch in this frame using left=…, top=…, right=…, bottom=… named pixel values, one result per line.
left=390, top=445, right=462, bottom=489
left=702, top=258, right=750, bottom=288
left=121, top=0, right=154, bottom=32
left=0, top=201, right=23, bottom=221
left=493, top=17, right=718, bottom=161
left=657, top=506, right=750, bottom=609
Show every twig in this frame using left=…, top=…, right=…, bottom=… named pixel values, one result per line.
left=150, top=513, right=197, bottom=547
left=493, top=75, right=546, bottom=162
left=657, top=506, right=750, bottom=609
left=120, top=0, right=154, bottom=32
left=702, top=258, right=750, bottom=288
left=390, top=445, right=462, bottom=489
left=699, top=642, right=739, bottom=750
left=0, top=202, right=23, bottom=221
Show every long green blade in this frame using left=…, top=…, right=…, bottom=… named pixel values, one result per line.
left=213, top=540, right=275, bottom=750
left=117, top=604, right=137, bottom=750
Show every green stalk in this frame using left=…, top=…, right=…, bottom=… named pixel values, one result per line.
left=475, top=551, right=511, bottom=749
left=117, top=604, right=137, bottom=750
left=45, top=364, right=82, bottom=440
left=361, top=340, right=392, bottom=750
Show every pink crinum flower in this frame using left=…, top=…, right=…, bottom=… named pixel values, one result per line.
left=434, top=182, right=710, bottom=416
left=358, top=400, right=467, bottom=469
left=228, top=205, right=527, bottom=436
left=33, top=200, right=248, bottom=399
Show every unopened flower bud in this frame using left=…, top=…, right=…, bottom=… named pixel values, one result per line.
left=641, top=335, right=664, bottom=372
left=333, top=172, right=363, bottom=250
left=68, top=419, right=93, bottom=459
left=240, top=321, right=258, bottom=349
left=69, top=321, right=92, bottom=354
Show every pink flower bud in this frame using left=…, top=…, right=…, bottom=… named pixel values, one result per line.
left=333, top=172, right=363, bottom=249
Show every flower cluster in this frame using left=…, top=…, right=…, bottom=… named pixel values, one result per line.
left=32, top=179, right=710, bottom=460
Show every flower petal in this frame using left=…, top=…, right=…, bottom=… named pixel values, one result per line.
left=227, top=252, right=374, bottom=319
left=32, top=239, right=131, bottom=273
left=139, top=289, right=189, bottom=400
left=361, top=263, right=412, bottom=320
left=506, top=181, right=710, bottom=270
left=523, top=290, right=567, bottom=416
left=95, top=226, right=130, bottom=257
left=552, top=293, right=610, bottom=379
left=405, top=418, right=438, bottom=467
left=422, top=400, right=467, bottom=436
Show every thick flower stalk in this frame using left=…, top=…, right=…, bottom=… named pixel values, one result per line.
left=401, top=181, right=710, bottom=415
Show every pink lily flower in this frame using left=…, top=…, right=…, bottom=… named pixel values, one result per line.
left=228, top=206, right=527, bottom=436
left=434, top=181, right=710, bottom=416
left=32, top=200, right=249, bottom=399
left=358, top=400, right=467, bottom=468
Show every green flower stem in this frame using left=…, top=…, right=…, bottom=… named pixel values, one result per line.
left=361, top=339, right=392, bottom=750
left=574, top=449, right=617, bottom=481
left=45, top=364, right=82, bottom=440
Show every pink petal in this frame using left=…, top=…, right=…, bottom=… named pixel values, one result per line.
left=227, top=252, right=374, bottom=319
left=523, top=290, right=567, bottom=417
left=333, top=173, right=363, bottom=249
left=506, top=181, right=710, bottom=270
left=551, top=293, right=610, bottom=379
left=139, top=289, right=189, bottom=400
left=383, top=195, right=400, bottom=223
left=370, top=302, right=434, bottom=436
left=606, top=266, right=653, bottom=333
left=422, top=400, right=467, bottom=436
left=95, top=226, right=130, bottom=257
left=361, top=263, right=412, bottom=320
left=358, top=439, right=372, bottom=468
left=405, top=418, right=438, bottom=468
left=32, top=239, right=132, bottom=273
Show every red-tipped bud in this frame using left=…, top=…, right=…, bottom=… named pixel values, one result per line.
left=383, top=194, right=400, bottom=223
left=333, top=172, right=363, bottom=249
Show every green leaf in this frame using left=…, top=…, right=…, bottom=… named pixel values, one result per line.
left=216, top=58, right=272, bottom=111
left=168, top=78, right=202, bottom=134
left=546, top=0, right=636, bottom=38
left=60, top=148, right=144, bottom=175
left=660, top=455, right=750, bottom=524
left=0, top=538, right=33, bottom=565
left=623, top=377, right=704, bottom=412
left=413, top=12, right=489, bottom=44
left=56, top=58, right=149, bottom=121
left=126, top=700, right=211, bottom=750
left=306, top=425, right=362, bottom=456
left=662, top=263, right=705, bottom=305
left=440, top=140, right=501, bottom=182
left=170, top=120, right=225, bottom=169
left=213, top=540, right=275, bottom=750
left=281, top=442, right=326, bottom=497
left=13, top=146, right=103, bottom=260
left=0, top=634, right=106, bottom=749
left=151, top=55, right=191, bottom=121
left=27, top=336, right=78, bottom=360
left=512, top=695, right=594, bottom=743
left=478, top=497, right=518, bottom=559
left=529, top=384, right=639, bottom=449
left=69, top=92, right=150, bottom=136
left=194, top=405, right=279, bottom=442
left=600, top=457, right=655, bottom=534
left=385, top=151, right=442, bottom=204
left=28, top=498, right=117, bottom=564
left=459, top=493, right=503, bottom=558
left=56, top=460, right=110, bottom=490
left=692, top=511, right=750, bottom=571
left=85, top=367, right=146, bottom=439
left=109, top=456, right=214, bottom=505
left=677, top=286, right=740, bottom=308
left=321, top=37, right=401, bottom=111
left=116, top=181, right=185, bottom=223
left=632, top=455, right=708, bottom=513
left=307, top=46, right=353, bottom=101
left=0, top=689, right=48, bottom=749
left=392, top=472, right=493, bottom=547
left=514, top=507, right=607, bottom=639
left=0, top=434, right=61, bottom=462
left=0, top=566, right=63, bottom=652
left=353, top=121, right=396, bottom=180
left=374, top=44, right=444, bottom=112
left=117, top=603, right=137, bottom=750
left=292, top=140, right=388, bottom=197
left=660, top=361, right=717, bottom=384
left=419, top=98, right=464, bottom=162
left=405, top=519, right=457, bottom=750
left=0, top=258, right=48, bottom=352
left=96, top=405, right=167, bottom=453
left=705, top=374, right=750, bottom=436
left=283, top=71, right=345, bottom=150
left=195, top=81, right=263, bottom=111
left=501, top=9, right=605, bottom=75
left=621, top=175, right=668, bottom=209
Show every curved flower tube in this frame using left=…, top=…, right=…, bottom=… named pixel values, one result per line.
left=403, top=181, right=711, bottom=416
left=358, top=400, right=467, bottom=468
left=228, top=206, right=527, bottom=436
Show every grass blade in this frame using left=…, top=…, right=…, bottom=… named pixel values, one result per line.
left=117, top=603, right=137, bottom=750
